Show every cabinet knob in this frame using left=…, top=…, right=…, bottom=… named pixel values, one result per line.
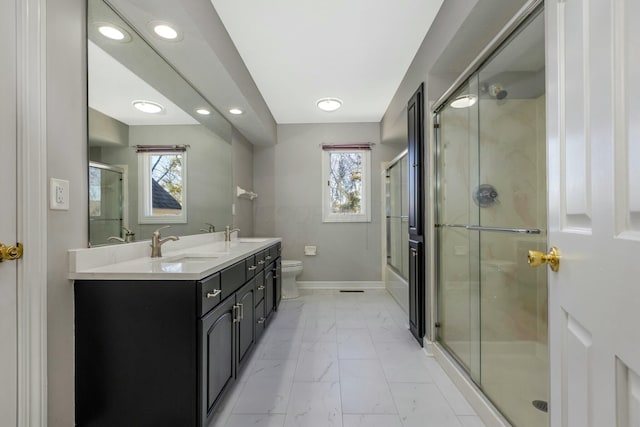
left=273, top=275, right=279, bottom=279
left=265, top=255, right=272, bottom=260
left=248, top=265, right=257, bottom=271
left=257, top=317, right=266, bottom=324
left=206, top=289, right=222, bottom=299
left=258, top=260, right=266, bottom=265
left=257, top=285, right=265, bottom=290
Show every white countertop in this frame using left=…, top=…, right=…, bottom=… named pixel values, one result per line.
left=68, top=233, right=281, bottom=281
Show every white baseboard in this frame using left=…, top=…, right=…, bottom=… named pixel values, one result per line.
left=432, top=343, right=512, bottom=427
left=297, top=281, right=385, bottom=290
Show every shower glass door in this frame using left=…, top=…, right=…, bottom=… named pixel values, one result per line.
left=436, top=77, right=481, bottom=383
left=89, top=162, right=124, bottom=246
left=436, top=9, right=548, bottom=427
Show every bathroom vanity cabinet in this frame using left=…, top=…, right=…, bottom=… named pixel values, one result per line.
left=74, top=242, right=281, bottom=427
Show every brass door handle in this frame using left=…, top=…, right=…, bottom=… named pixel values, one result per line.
left=528, top=247, right=560, bottom=272
left=0, top=243, right=23, bottom=262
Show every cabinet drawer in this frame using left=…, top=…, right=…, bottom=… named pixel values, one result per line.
left=198, top=273, right=221, bottom=316
left=269, top=244, right=280, bottom=261
left=245, top=255, right=257, bottom=279
left=264, top=248, right=275, bottom=264
left=255, top=250, right=266, bottom=273
left=221, top=260, right=246, bottom=299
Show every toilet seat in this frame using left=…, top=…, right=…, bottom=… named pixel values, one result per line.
left=282, top=260, right=302, bottom=268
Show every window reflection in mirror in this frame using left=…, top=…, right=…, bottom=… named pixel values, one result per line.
left=138, top=148, right=187, bottom=224
left=87, top=0, right=233, bottom=246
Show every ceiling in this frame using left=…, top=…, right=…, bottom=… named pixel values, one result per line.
left=211, top=0, right=444, bottom=124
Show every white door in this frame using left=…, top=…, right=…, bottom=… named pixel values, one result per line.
left=0, top=0, right=19, bottom=424
left=547, top=1, right=640, bottom=426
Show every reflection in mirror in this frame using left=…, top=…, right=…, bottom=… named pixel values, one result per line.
left=87, top=0, right=233, bottom=246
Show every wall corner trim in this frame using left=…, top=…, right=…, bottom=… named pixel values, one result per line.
left=16, top=0, right=48, bottom=424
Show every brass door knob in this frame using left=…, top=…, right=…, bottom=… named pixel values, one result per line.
left=528, top=247, right=560, bottom=272
left=0, top=243, right=23, bottom=262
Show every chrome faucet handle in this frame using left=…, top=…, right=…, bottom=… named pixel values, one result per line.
left=153, top=225, right=171, bottom=236
left=224, top=225, right=240, bottom=241
left=201, top=223, right=215, bottom=233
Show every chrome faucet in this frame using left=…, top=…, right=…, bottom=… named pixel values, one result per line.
left=224, top=225, right=240, bottom=242
left=122, top=226, right=135, bottom=242
left=150, top=226, right=179, bottom=258
left=108, top=227, right=136, bottom=244
left=200, top=223, right=216, bottom=233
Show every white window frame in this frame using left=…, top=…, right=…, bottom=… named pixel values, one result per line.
left=322, top=149, right=371, bottom=223
left=138, top=150, right=188, bottom=224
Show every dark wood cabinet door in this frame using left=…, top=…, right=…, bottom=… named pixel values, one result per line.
left=264, top=267, right=274, bottom=319
left=274, top=259, right=282, bottom=310
left=408, top=83, right=424, bottom=236
left=237, top=280, right=255, bottom=368
left=255, top=299, right=265, bottom=341
left=409, top=239, right=424, bottom=344
left=200, top=295, right=236, bottom=426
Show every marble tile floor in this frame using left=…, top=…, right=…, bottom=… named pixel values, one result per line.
left=209, top=289, right=486, bottom=427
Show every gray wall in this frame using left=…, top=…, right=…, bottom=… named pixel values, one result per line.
left=232, top=128, right=255, bottom=235
left=46, top=0, right=86, bottom=424
left=254, top=123, right=402, bottom=282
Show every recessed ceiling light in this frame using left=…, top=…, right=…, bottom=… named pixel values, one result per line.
left=132, top=100, right=164, bottom=114
left=96, top=23, right=131, bottom=42
left=229, top=108, right=243, bottom=115
left=450, top=94, right=477, bottom=109
left=317, top=98, right=342, bottom=112
left=196, top=108, right=211, bottom=115
left=150, top=21, right=181, bottom=40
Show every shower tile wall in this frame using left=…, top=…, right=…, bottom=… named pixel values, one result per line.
left=478, top=96, right=547, bottom=345
left=440, top=96, right=546, bottom=348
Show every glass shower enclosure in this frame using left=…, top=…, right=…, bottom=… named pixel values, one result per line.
left=385, top=152, right=409, bottom=311
left=89, top=161, right=124, bottom=246
left=435, top=10, right=548, bottom=427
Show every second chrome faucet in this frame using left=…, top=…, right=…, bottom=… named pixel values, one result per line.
left=150, top=226, right=179, bottom=258
left=224, top=225, right=240, bottom=242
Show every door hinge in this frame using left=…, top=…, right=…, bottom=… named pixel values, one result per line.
left=434, top=322, right=441, bottom=328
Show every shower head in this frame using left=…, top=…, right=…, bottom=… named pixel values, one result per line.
left=489, top=84, right=508, bottom=100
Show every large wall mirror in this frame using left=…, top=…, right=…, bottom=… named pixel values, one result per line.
left=87, top=0, right=233, bottom=246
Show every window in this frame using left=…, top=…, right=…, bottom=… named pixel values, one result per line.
left=138, top=148, right=187, bottom=224
left=322, top=148, right=371, bottom=222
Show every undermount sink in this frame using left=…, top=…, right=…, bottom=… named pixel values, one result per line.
left=238, top=238, right=268, bottom=243
left=161, top=253, right=226, bottom=263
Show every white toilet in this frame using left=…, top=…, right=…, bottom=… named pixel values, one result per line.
left=281, top=260, right=303, bottom=299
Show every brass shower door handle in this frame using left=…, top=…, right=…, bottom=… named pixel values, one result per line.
left=0, top=242, right=23, bottom=262
left=528, top=247, right=560, bottom=272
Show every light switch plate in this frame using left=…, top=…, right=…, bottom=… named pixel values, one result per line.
left=50, top=178, right=69, bottom=210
